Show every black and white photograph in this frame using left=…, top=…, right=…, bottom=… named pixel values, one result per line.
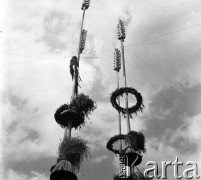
left=1, top=0, right=201, bottom=179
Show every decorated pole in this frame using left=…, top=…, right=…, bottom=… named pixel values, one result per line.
left=50, top=1, right=97, bottom=180
left=67, top=0, right=89, bottom=138
left=107, top=19, right=146, bottom=180
left=117, top=19, right=131, bottom=133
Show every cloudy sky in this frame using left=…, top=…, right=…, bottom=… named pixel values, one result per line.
left=1, top=0, right=201, bottom=179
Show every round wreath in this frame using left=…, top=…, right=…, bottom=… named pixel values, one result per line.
left=106, top=134, right=126, bottom=154
left=54, top=104, right=84, bottom=129
left=110, top=87, right=144, bottom=115
left=54, top=93, right=96, bottom=129
left=106, top=131, right=146, bottom=154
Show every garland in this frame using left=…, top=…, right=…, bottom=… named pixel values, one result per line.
left=110, top=87, right=144, bottom=115
left=54, top=93, right=96, bottom=129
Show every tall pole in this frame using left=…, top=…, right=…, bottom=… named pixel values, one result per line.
left=77, top=9, right=86, bottom=65
left=66, top=1, right=89, bottom=138
left=116, top=72, right=122, bottom=152
left=107, top=19, right=146, bottom=180
left=51, top=1, right=91, bottom=179
left=118, top=21, right=131, bottom=132
left=114, top=48, right=122, bottom=152
left=121, top=41, right=130, bottom=133
left=71, top=7, right=86, bottom=103
left=117, top=73, right=121, bottom=134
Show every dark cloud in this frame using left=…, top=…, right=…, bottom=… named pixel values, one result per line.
left=79, top=144, right=115, bottom=180
left=6, top=157, right=55, bottom=178
left=145, top=85, right=201, bottom=136
left=80, top=157, right=115, bottom=180
left=170, top=136, right=198, bottom=154
left=6, top=133, right=115, bottom=180
left=143, top=84, right=201, bottom=154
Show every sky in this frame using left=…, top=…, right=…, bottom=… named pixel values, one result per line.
left=1, top=0, right=201, bottom=179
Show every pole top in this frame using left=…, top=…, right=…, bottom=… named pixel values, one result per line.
left=81, top=0, right=90, bottom=10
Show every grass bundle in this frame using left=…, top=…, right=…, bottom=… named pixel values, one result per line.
left=58, top=136, right=90, bottom=171
left=70, top=93, right=96, bottom=119
left=126, top=131, right=146, bottom=154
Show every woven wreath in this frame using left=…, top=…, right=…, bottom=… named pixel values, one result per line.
left=110, top=87, right=144, bottom=115
left=54, top=104, right=84, bottom=129
left=106, top=134, right=126, bottom=154
left=106, top=131, right=146, bottom=154
left=54, top=93, right=96, bottom=129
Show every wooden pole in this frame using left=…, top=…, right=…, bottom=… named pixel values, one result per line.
left=120, top=40, right=131, bottom=133
left=65, top=8, right=86, bottom=139
left=77, top=8, right=86, bottom=66
left=116, top=72, right=122, bottom=153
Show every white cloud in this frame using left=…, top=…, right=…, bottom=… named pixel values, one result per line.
left=6, top=169, right=27, bottom=180
left=186, top=114, right=201, bottom=141
left=4, top=169, right=48, bottom=180
left=30, top=171, right=48, bottom=180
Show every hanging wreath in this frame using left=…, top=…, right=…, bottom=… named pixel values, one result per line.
left=106, top=131, right=146, bottom=154
left=110, top=87, right=144, bottom=115
left=54, top=93, right=96, bottom=129
left=54, top=104, right=83, bottom=128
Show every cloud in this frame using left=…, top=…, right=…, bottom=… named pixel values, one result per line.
left=143, top=85, right=201, bottom=155
left=4, top=169, right=48, bottom=180
left=93, top=154, right=109, bottom=163
left=42, top=10, right=77, bottom=52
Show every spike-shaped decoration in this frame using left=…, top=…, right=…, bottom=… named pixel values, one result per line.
left=81, top=0, right=90, bottom=10
left=114, top=48, right=121, bottom=72
left=79, top=29, right=87, bottom=54
left=117, top=19, right=126, bottom=41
